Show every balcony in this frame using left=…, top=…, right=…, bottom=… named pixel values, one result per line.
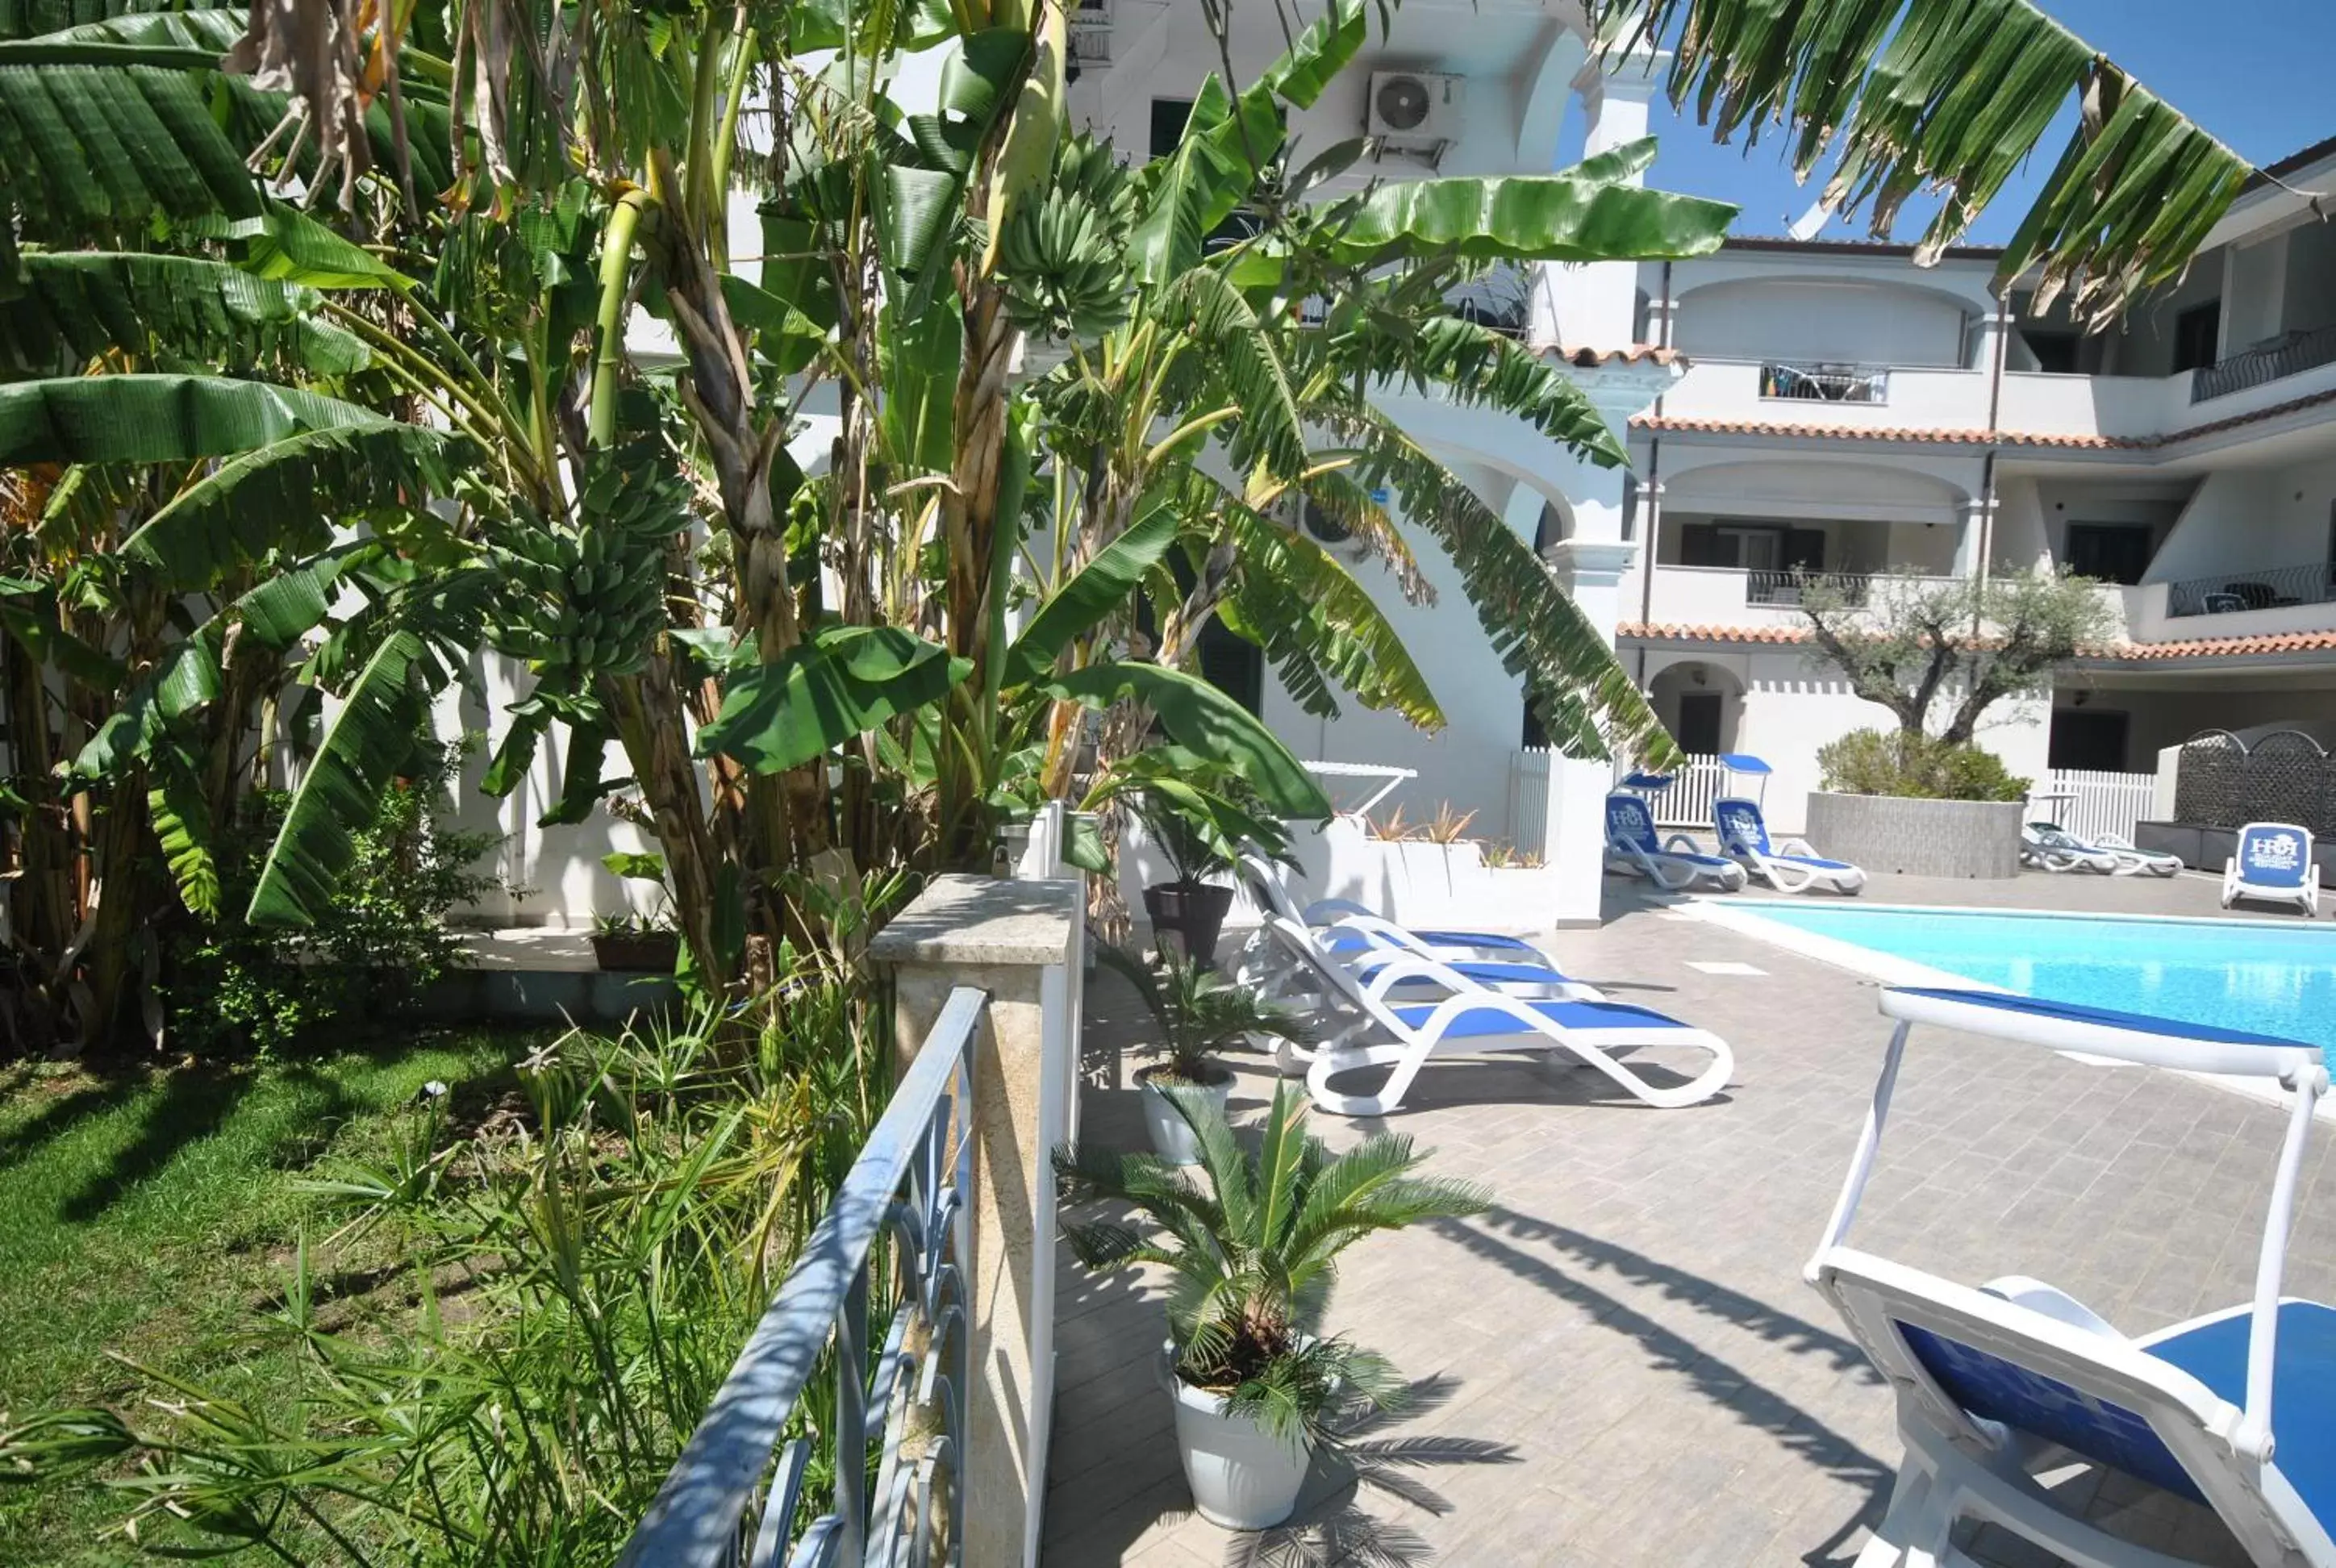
left=1758, top=359, right=1889, bottom=405
left=2190, top=323, right=2336, bottom=404
left=1644, top=563, right=1960, bottom=625
left=2165, top=559, right=2336, bottom=619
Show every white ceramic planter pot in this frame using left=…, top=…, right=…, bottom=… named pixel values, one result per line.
left=1161, top=1342, right=1312, bottom=1530
left=1137, top=1065, right=1233, bottom=1166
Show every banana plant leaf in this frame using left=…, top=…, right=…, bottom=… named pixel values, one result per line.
left=697, top=625, right=974, bottom=775
left=1001, top=499, right=1179, bottom=689
left=0, top=252, right=369, bottom=379
left=1322, top=145, right=1736, bottom=265
left=1045, top=661, right=1331, bottom=819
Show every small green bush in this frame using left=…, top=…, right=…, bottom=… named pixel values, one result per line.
left=164, top=739, right=500, bottom=1057
left=1817, top=728, right=2029, bottom=803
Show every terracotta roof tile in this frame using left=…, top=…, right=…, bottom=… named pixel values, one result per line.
left=1618, top=622, right=2336, bottom=661
left=2104, top=629, right=2336, bottom=660
left=1630, top=385, right=2336, bottom=452
left=1553, top=343, right=1684, bottom=368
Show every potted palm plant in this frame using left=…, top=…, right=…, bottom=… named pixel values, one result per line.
left=1123, top=769, right=1295, bottom=967
left=1056, top=1081, right=1489, bottom=1530
left=1099, top=945, right=1309, bottom=1165
left=589, top=852, right=681, bottom=972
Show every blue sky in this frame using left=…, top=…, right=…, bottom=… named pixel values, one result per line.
left=1618, top=0, right=2335, bottom=246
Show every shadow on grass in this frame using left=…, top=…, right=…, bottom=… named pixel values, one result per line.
left=54, top=1066, right=282, bottom=1224
left=0, top=1072, right=152, bottom=1180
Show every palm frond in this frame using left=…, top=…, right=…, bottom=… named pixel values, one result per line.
left=1608, top=0, right=2252, bottom=324
left=1324, top=408, right=1677, bottom=765
left=1, top=252, right=368, bottom=379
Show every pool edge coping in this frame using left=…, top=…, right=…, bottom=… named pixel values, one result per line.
left=1683, top=896, right=2334, bottom=1123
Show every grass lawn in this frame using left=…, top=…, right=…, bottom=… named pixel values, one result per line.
left=0, top=1029, right=539, bottom=1566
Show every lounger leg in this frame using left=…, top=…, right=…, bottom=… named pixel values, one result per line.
left=1305, top=1040, right=1429, bottom=1117
left=1560, top=1033, right=1735, bottom=1110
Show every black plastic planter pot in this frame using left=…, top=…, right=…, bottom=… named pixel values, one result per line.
left=590, top=932, right=682, bottom=973
left=1141, top=881, right=1236, bottom=967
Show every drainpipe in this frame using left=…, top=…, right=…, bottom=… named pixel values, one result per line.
left=1973, top=283, right=2010, bottom=632
left=1633, top=259, right=1674, bottom=683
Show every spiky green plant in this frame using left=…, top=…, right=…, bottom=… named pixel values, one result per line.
left=1056, top=1079, right=1489, bottom=1449
left=1099, top=943, right=1311, bottom=1084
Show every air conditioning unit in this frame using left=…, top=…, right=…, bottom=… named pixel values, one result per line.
left=1366, top=71, right=1462, bottom=146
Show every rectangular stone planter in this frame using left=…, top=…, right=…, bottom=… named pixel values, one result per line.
left=1804, top=792, right=2025, bottom=879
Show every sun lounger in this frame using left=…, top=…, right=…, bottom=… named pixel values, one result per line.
left=1262, top=915, right=1732, bottom=1116
left=1604, top=793, right=1746, bottom=893
left=1810, top=986, right=2334, bottom=1568
left=1714, top=797, right=1866, bottom=894
left=2223, top=822, right=2321, bottom=916
left=2022, top=820, right=2181, bottom=878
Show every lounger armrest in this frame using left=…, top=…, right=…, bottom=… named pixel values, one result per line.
left=1324, top=914, right=1430, bottom=955
left=1776, top=836, right=1816, bottom=857
left=2094, top=832, right=2135, bottom=850
left=1661, top=833, right=1702, bottom=853
left=1304, top=898, right=1378, bottom=924
left=1359, top=956, right=1480, bottom=1002
left=1979, top=1276, right=2126, bottom=1341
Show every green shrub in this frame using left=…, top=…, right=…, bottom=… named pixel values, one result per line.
left=164, top=739, right=501, bottom=1057
left=1817, top=728, right=2029, bottom=803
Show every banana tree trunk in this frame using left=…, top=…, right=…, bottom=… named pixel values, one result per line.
left=606, top=665, right=724, bottom=987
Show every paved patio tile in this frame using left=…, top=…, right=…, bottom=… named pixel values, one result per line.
left=1040, top=878, right=2333, bottom=1566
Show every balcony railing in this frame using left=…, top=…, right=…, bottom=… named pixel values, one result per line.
left=2189, top=323, right=2336, bottom=403
left=1745, top=569, right=1873, bottom=607
left=617, top=986, right=982, bottom=1568
left=1759, top=360, right=1890, bottom=405
left=2165, top=560, right=2336, bottom=619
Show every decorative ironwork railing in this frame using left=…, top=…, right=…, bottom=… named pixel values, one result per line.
left=1758, top=360, right=1890, bottom=404
left=2174, top=729, right=2336, bottom=836
left=616, top=987, right=983, bottom=1568
left=1745, top=569, right=1873, bottom=607
left=2163, top=559, right=2336, bottom=618
left=2189, top=323, right=2336, bottom=403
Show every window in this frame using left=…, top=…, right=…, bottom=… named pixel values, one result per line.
left=2064, top=523, right=2154, bottom=586
left=1677, top=522, right=1825, bottom=570
left=2049, top=708, right=2129, bottom=772
left=1196, top=619, right=1263, bottom=717
left=2173, top=302, right=2221, bottom=373
left=1521, top=695, right=1546, bottom=749
left=2021, top=329, right=2079, bottom=374
left=1149, top=99, right=1192, bottom=158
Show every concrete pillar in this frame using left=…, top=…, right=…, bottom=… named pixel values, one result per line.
left=1530, top=49, right=1666, bottom=354
left=870, top=875, right=1081, bottom=1568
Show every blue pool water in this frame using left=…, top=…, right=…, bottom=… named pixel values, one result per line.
left=1743, top=906, right=2336, bottom=1049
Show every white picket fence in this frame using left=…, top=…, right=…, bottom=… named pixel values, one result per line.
left=1642, top=755, right=1734, bottom=828
left=2037, top=767, right=2158, bottom=844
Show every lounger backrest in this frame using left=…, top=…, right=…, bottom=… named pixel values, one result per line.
left=1712, top=798, right=1771, bottom=856
left=2236, top=823, right=2313, bottom=889
left=1235, top=849, right=1301, bottom=922
left=1816, top=1249, right=2243, bottom=1516
left=1264, top=915, right=1403, bottom=1030
left=1604, top=793, right=1660, bottom=853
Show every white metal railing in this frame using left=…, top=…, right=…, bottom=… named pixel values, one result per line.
left=618, top=988, right=982, bottom=1568
left=2037, top=768, right=2158, bottom=844
left=1510, top=748, right=1552, bottom=859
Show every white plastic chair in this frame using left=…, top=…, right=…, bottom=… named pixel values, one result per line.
left=1603, top=793, right=1746, bottom=893
left=1713, top=797, right=1866, bottom=895
left=2222, top=823, right=2320, bottom=916
left=1810, top=986, right=2334, bottom=1568
left=1262, top=915, right=1733, bottom=1117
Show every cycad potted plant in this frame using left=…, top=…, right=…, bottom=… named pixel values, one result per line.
left=1056, top=1081, right=1489, bottom=1529
left=1099, top=945, right=1309, bottom=1165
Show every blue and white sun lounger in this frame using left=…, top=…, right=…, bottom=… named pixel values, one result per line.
left=1714, top=797, right=1865, bottom=895
left=2223, top=822, right=2320, bottom=916
left=1811, top=986, right=2334, bottom=1568
left=1604, top=793, right=1746, bottom=893
left=1233, top=850, right=1554, bottom=965
left=1265, top=915, right=1732, bottom=1116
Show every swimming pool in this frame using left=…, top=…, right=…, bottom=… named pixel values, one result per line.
left=1725, top=904, right=2336, bottom=1050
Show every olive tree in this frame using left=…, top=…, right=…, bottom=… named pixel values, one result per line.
left=1796, top=568, right=2118, bottom=744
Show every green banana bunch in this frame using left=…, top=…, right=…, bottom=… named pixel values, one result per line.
left=979, top=0, right=1066, bottom=277
left=999, top=133, right=1136, bottom=342
left=490, top=439, right=686, bottom=686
